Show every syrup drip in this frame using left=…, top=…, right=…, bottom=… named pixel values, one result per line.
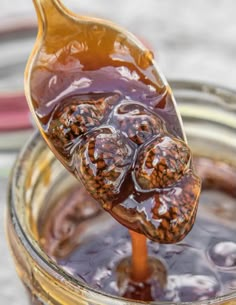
left=129, top=230, right=149, bottom=282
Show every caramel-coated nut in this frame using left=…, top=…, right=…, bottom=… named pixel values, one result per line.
left=110, top=102, right=165, bottom=145
left=73, top=126, right=134, bottom=209
left=110, top=170, right=201, bottom=243
left=135, top=135, right=191, bottom=190
left=48, top=94, right=119, bottom=158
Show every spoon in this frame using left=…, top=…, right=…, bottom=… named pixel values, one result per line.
left=25, top=0, right=201, bottom=243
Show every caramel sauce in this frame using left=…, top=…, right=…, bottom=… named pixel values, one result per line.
left=39, top=157, right=236, bottom=302
left=129, top=230, right=149, bottom=282
left=26, top=0, right=201, bottom=290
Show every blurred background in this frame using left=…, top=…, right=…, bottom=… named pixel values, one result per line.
left=0, top=1, right=236, bottom=304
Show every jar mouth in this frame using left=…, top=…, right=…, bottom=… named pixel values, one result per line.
left=8, top=79, right=236, bottom=305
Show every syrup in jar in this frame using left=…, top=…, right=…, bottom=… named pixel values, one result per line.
left=39, top=156, right=236, bottom=302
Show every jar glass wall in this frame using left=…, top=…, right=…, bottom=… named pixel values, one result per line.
left=6, top=80, right=236, bottom=305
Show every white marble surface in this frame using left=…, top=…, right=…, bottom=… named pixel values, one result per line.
left=1, top=1, right=236, bottom=304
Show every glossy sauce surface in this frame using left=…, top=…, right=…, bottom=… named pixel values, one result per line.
left=27, top=0, right=201, bottom=243
left=39, top=157, right=236, bottom=302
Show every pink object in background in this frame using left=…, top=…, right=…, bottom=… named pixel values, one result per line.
left=0, top=93, right=32, bottom=131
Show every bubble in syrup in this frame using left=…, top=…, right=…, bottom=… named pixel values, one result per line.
left=208, top=241, right=236, bottom=269
left=165, top=274, right=220, bottom=302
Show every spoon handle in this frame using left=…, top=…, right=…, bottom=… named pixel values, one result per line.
left=33, top=0, right=62, bottom=11
left=33, top=0, right=71, bottom=31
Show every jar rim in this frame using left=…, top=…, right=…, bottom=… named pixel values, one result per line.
left=9, top=79, right=236, bottom=305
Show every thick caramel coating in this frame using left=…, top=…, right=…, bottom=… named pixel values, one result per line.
left=48, top=94, right=119, bottom=159
left=57, top=98, right=201, bottom=243
left=74, top=127, right=134, bottom=210
left=110, top=102, right=165, bottom=145
left=27, top=3, right=201, bottom=242
left=111, top=170, right=201, bottom=243
left=135, top=135, right=191, bottom=190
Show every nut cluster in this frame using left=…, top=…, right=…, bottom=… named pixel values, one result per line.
left=48, top=94, right=119, bottom=158
left=135, top=135, right=191, bottom=190
left=111, top=170, right=201, bottom=243
left=49, top=95, right=201, bottom=243
left=111, top=102, right=165, bottom=145
left=74, top=127, right=133, bottom=210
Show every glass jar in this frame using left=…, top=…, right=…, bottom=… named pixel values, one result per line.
left=6, top=80, right=236, bottom=305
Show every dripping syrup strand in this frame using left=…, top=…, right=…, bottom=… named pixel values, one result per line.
left=129, top=230, right=149, bottom=282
